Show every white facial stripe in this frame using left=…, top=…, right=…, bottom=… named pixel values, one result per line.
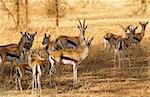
left=27, top=34, right=31, bottom=39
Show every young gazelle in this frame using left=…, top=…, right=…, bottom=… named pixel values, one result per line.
left=131, top=21, right=148, bottom=57
left=48, top=36, right=94, bottom=85
left=114, top=26, right=138, bottom=67
left=28, top=50, right=44, bottom=94
left=103, top=25, right=130, bottom=56
left=15, top=49, right=36, bottom=91
left=56, top=19, right=87, bottom=50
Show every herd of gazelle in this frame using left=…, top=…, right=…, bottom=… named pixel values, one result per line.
left=0, top=19, right=148, bottom=93
left=103, top=21, right=148, bottom=67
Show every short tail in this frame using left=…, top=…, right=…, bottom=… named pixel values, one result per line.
left=33, top=65, right=41, bottom=76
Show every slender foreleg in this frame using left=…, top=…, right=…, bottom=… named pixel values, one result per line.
left=72, top=62, right=77, bottom=85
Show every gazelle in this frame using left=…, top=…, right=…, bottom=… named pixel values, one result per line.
left=28, top=50, right=44, bottom=94
left=56, top=19, right=87, bottom=50
left=0, top=32, right=31, bottom=76
left=48, top=36, right=94, bottom=85
left=131, top=21, right=148, bottom=57
left=42, top=33, right=62, bottom=73
left=114, top=26, right=138, bottom=67
left=103, top=25, right=130, bottom=56
left=15, top=49, right=36, bottom=91
left=42, top=33, right=61, bottom=52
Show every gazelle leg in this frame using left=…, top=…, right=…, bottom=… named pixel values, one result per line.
left=35, top=75, right=37, bottom=90
left=49, top=56, right=55, bottom=76
left=108, top=45, right=112, bottom=57
left=0, top=63, right=4, bottom=76
left=121, top=43, right=125, bottom=67
left=16, top=78, right=19, bottom=90
left=18, top=78, right=22, bottom=91
left=127, top=50, right=131, bottom=66
left=46, top=52, right=51, bottom=74
left=37, top=73, right=41, bottom=94
left=10, top=63, right=14, bottom=77
left=73, top=62, right=77, bottom=85
left=32, top=75, right=35, bottom=93
left=103, top=43, right=107, bottom=61
left=49, top=57, right=54, bottom=86
left=114, top=49, right=117, bottom=67
left=117, top=51, right=120, bottom=68
left=136, top=43, right=140, bottom=58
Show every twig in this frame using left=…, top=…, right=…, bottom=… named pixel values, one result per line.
left=0, top=0, right=17, bottom=27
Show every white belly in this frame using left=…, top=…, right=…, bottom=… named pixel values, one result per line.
left=62, top=59, right=74, bottom=65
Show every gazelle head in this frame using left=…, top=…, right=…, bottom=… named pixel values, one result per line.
left=118, top=24, right=131, bottom=38
left=83, top=36, right=94, bottom=48
left=19, top=31, right=31, bottom=48
left=77, top=18, right=88, bottom=36
left=27, top=49, right=36, bottom=61
left=37, top=51, right=44, bottom=61
left=20, top=31, right=29, bottom=40
left=121, top=25, right=130, bottom=33
left=42, top=33, right=50, bottom=45
left=23, top=32, right=37, bottom=50
left=27, top=32, right=37, bottom=41
left=139, top=21, right=148, bottom=31
left=128, top=26, right=138, bottom=35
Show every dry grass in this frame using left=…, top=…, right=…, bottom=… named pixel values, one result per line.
left=0, top=0, right=150, bottom=97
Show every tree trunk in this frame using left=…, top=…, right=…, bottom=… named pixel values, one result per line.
left=16, top=0, right=20, bottom=29
left=25, top=0, right=28, bottom=28
left=55, top=0, right=59, bottom=26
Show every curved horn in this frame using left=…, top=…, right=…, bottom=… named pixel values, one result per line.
left=78, top=18, right=82, bottom=28
left=83, top=18, right=86, bottom=28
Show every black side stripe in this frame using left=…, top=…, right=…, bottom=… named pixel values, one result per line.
left=51, top=56, right=57, bottom=62
left=66, top=39, right=77, bottom=47
left=133, top=37, right=141, bottom=42
left=61, top=56, right=77, bottom=62
left=6, top=53, right=20, bottom=58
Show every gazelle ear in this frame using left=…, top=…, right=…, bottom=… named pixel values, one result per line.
left=34, top=32, right=37, bottom=36
left=27, top=32, right=30, bottom=36
left=20, top=31, right=23, bottom=35
left=77, top=25, right=80, bottom=29
left=34, top=49, right=37, bottom=53
left=135, top=26, right=138, bottom=30
left=48, top=34, right=50, bottom=38
left=77, top=25, right=82, bottom=31
left=139, top=21, right=142, bottom=25
left=90, top=37, right=94, bottom=43
left=84, top=25, right=88, bottom=30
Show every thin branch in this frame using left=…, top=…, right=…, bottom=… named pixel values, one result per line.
left=0, top=0, right=17, bottom=27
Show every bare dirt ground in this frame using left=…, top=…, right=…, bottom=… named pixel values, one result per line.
left=0, top=0, right=150, bottom=97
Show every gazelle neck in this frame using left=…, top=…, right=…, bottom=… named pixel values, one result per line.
left=79, top=32, right=84, bottom=44
left=141, top=27, right=146, bottom=36
left=18, top=36, right=25, bottom=51
left=80, top=46, right=89, bottom=62
left=28, top=54, right=33, bottom=67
